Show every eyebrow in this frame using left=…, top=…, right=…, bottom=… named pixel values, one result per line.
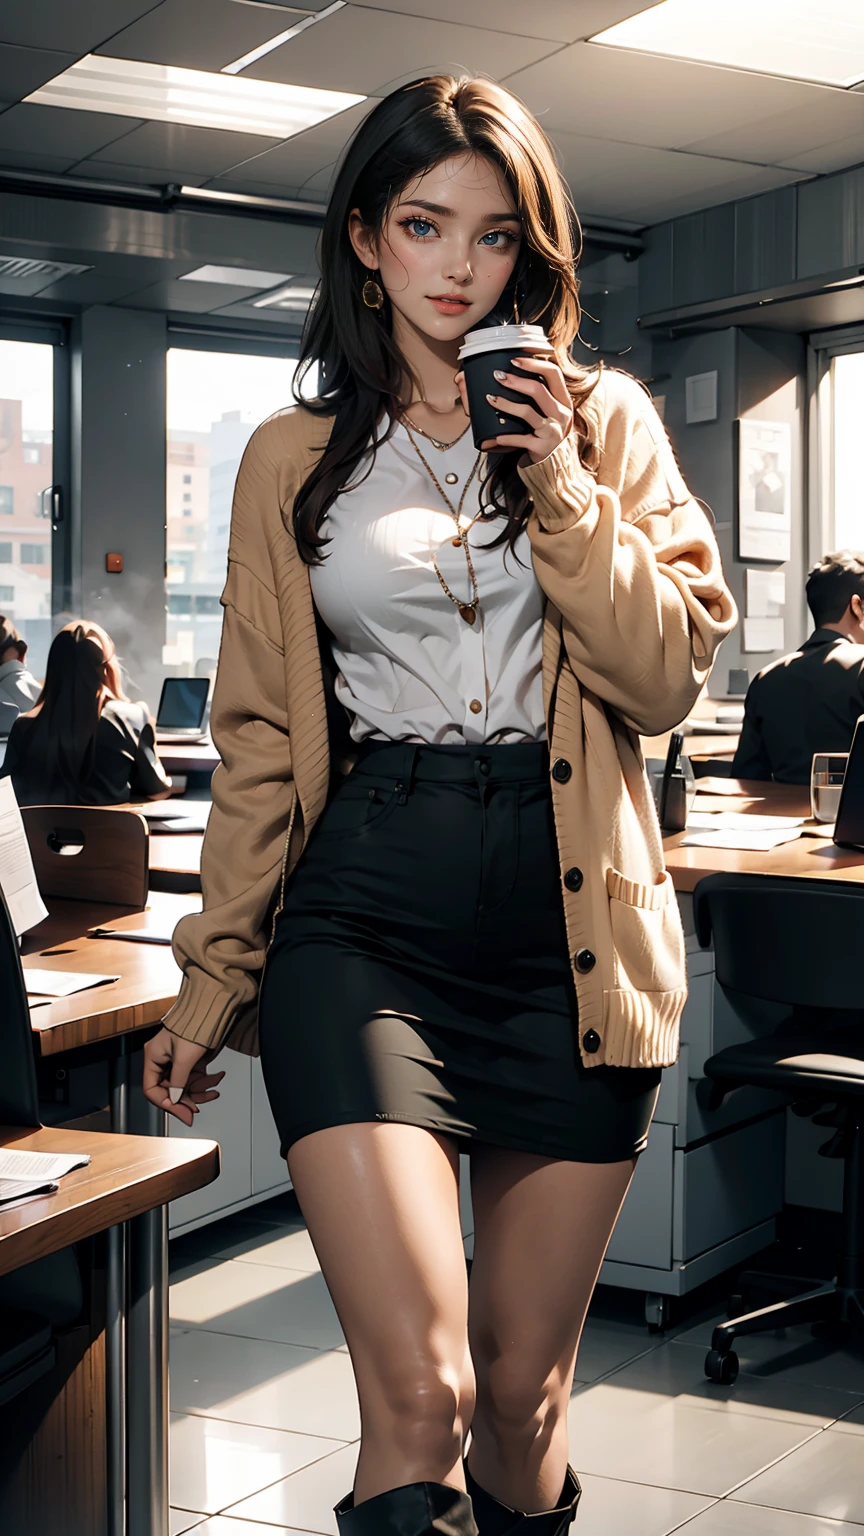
left=397, top=198, right=521, bottom=222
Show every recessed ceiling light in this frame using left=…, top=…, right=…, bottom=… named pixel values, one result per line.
left=180, top=264, right=293, bottom=286
left=252, top=282, right=317, bottom=308
left=223, top=0, right=346, bottom=75
left=25, top=54, right=365, bottom=138
left=591, top=0, right=864, bottom=88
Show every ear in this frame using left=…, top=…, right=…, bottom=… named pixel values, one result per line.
left=348, top=208, right=378, bottom=271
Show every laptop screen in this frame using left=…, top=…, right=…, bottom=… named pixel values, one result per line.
left=156, top=677, right=209, bottom=730
left=833, top=713, right=864, bottom=850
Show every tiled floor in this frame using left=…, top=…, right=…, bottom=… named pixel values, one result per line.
left=168, top=1197, right=864, bottom=1534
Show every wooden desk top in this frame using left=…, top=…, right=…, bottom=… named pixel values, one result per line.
left=156, top=738, right=219, bottom=775
left=149, top=833, right=203, bottom=878
left=664, top=778, right=864, bottom=892
left=22, top=891, right=200, bottom=1056
left=0, top=1125, right=218, bottom=1275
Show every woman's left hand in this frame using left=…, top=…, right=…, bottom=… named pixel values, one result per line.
left=473, top=356, right=574, bottom=463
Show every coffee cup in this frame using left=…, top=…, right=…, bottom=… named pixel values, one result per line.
left=458, top=323, right=555, bottom=450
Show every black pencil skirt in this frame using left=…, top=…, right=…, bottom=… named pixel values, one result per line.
left=259, top=739, right=662, bottom=1163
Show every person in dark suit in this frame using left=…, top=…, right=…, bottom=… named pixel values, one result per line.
left=732, top=550, right=864, bottom=783
left=1, top=619, right=171, bottom=806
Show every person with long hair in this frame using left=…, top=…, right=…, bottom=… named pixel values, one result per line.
left=143, top=76, right=736, bottom=1536
left=1, top=620, right=171, bottom=805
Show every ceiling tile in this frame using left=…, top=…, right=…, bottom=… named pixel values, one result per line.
left=195, top=174, right=321, bottom=201
left=0, top=45, right=78, bottom=103
left=0, top=150, right=83, bottom=175
left=344, top=0, right=655, bottom=45
left=95, top=0, right=310, bottom=72
left=777, top=134, right=864, bottom=175
left=211, top=98, right=378, bottom=187
left=0, top=1, right=163, bottom=54
left=0, top=102, right=143, bottom=160
left=126, top=276, right=286, bottom=311
left=549, top=130, right=805, bottom=224
left=71, top=159, right=208, bottom=186
left=210, top=295, right=306, bottom=324
left=505, top=41, right=834, bottom=149
left=680, top=89, right=864, bottom=168
left=85, top=120, right=278, bottom=176
left=243, top=6, right=558, bottom=94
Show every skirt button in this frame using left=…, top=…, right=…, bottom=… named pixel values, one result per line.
left=582, top=1029, right=601, bottom=1053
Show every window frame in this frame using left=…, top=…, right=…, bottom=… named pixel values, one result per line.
left=808, top=323, right=864, bottom=564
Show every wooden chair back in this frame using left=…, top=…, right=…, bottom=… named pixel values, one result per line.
left=21, top=806, right=149, bottom=908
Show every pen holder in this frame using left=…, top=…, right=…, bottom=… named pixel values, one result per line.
left=661, top=771, right=688, bottom=833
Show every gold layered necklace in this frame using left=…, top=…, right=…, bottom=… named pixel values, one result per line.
left=400, top=408, right=470, bottom=452
left=401, top=420, right=485, bottom=626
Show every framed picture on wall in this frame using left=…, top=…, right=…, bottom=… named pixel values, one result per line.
left=737, top=417, right=792, bottom=562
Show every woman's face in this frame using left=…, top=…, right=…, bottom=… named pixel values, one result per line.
left=350, top=152, right=522, bottom=344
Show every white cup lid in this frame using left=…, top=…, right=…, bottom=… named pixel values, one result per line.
left=458, top=322, right=552, bottom=362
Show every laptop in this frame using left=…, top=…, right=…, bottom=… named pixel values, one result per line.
left=833, top=714, right=864, bottom=850
left=155, top=676, right=210, bottom=740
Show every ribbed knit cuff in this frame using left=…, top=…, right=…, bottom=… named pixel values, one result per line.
left=162, top=967, right=241, bottom=1054
left=517, top=431, right=596, bottom=533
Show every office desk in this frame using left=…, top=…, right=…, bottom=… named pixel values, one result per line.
left=148, top=834, right=203, bottom=894
left=22, top=891, right=201, bottom=1057
left=155, top=737, right=219, bottom=776
left=663, top=779, right=864, bottom=892
left=0, top=1124, right=218, bottom=1536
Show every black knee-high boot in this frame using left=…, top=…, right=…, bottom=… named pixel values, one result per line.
left=335, top=1481, right=479, bottom=1536
left=463, top=1461, right=581, bottom=1534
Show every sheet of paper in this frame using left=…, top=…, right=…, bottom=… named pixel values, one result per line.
left=687, top=811, right=804, bottom=831
left=89, top=926, right=173, bottom=945
left=746, top=567, right=786, bottom=618
left=0, top=1148, right=90, bottom=1179
left=682, top=827, right=803, bottom=851
left=0, top=777, right=48, bottom=936
left=0, top=1178, right=58, bottom=1208
left=743, top=616, right=785, bottom=654
left=24, top=968, right=120, bottom=998
left=138, top=801, right=211, bottom=823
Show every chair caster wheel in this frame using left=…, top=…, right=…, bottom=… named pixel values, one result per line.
left=705, top=1348, right=739, bottom=1384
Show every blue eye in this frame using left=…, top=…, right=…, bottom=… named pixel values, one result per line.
left=480, top=229, right=515, bottom=247
left=408, top=218, right=434, bottom=237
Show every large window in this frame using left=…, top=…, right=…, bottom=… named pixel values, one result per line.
left=832, top=350, right=864, bottom=551
left=0, top=340, right=54, bottom=674
left=165, top=347, right=299, bottom=672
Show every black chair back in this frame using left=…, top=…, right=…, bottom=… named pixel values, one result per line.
left=694, top=874, right=864, bottom=1021
left=0, top=881, right=39, bottom=1127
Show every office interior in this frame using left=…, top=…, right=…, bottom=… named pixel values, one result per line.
left=2, top=2, right=864, bottom=1533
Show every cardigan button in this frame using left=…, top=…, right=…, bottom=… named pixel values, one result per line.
left=575, top=948, right=596, bottom=973
left=552, top=758, right=572, bottom=783
left=582, top=1029, right=601, bottom=1054
left=564, top=866, right=583, bottom=893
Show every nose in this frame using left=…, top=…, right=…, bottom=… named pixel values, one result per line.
left=445, top=254, right=473, bottom=285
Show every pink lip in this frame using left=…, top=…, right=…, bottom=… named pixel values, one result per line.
left=429, top=295, right=470, bottom=312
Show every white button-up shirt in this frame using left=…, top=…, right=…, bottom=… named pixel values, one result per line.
left=309, top=422, right=546, bottom=745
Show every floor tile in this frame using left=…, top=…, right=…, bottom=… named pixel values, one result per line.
left=170, top=1260, right=345, bottom=1349
left=732, top=1426, right=864, bottom=1523
left=223, top=1441, right=359, bottom=1535
left=216, top=1224, right=321, bottom=1275
left=572, top=1473, right=713, bottom=1535
left=170, top=1511, right=205, bottom=1535
left=678, top=1502, right=864, bottom=1534
left=191, top=1519, right=308, bottom=1533
left=673, top=1320, right=864, bottom=1395
left=170, top=1331, right=361, bottom=1439
left=566, top=1381, right=820, bottom=1496
left=601, top=1340, right=863, bottom=1428
left=572, top=1317, right=663, bottom=1384
left=170, top=1412, right=340, bottom=1514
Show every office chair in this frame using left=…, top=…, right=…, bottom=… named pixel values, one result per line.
left=694, top=873, right=864, bottom=1384
left=0, top=883, right=82, bottom=1406
left=22, top=804, right=149, bottom=908
left=0, top=699, right=19, bottom=738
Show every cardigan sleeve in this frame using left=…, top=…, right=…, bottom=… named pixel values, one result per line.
left=163, top=428, right=297, bottom=1053
left=519, top=372, right=737, bottom=736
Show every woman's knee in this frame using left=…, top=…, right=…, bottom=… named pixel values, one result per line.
left=360, top=1355, right=476, bottom=1458
left=473, top=1351, right=568, bottom=1451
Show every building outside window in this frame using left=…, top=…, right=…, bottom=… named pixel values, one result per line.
left=832, top=351, right=864, bottom=550
left=0, top=541, right=11, bottom=562
left=0, top=341, right=54, bottom=672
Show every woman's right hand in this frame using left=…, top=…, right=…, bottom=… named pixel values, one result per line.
left=142, top=1027, right=225, bottom=1126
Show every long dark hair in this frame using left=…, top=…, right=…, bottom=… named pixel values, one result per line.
left=16, top=622, right=126, bottom=794
left=291, top=74, right=601, bottom=564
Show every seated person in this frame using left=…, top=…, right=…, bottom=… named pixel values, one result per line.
left=0, top=620, right=172, bottom=806
left=732, top=550, right=864, bottom=783
left=0, top=616, right=42, bottom=713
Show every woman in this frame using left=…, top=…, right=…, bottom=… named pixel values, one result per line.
left=143, top=77, right=736, bottom=1536
left=0, top=616, right=41, bottom=713
left=1, top=620, right=171, bottom=805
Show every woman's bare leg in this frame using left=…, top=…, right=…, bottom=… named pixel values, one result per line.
left=466, top=1146, right=637, bottom=1511
left=288, top=1122, right=474, bottom=1502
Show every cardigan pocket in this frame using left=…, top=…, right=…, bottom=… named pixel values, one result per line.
left=605, top=867, right=686, bottom=994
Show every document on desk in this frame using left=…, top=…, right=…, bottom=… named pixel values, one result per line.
left=682, top=827, right=803, bottom=851
left=24, top=968, right=120, bottom=998
left=89, top=925, right=173, bottom=945
left=0, top=1147, right=90, bottom=1180
left=686, top=811, right=805, bottom=831
left=0, top=777, right=48, bottom=936
left=0, top=1177, right=58, bottom=1209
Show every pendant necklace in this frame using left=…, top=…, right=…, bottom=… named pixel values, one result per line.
left=401, top=421, right=485, bottom=626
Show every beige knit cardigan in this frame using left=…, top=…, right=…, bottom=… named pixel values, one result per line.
left=164, top=368, right=737, bottom=1069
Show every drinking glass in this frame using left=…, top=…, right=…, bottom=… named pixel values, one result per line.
left=810, top=752, right=848, bottom=823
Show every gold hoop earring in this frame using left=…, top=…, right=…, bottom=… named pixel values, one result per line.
left=362, top=275, right=384, bottom=310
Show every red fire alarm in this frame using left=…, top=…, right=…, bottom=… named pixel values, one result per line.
left=105, top=552, right=123, bottom=573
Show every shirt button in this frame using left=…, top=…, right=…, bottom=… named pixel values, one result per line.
left=575, top=948, right=596, bottom=973
left=582, top=1029, right=601, bottom=1053
left=478, top=760, right=491, bottom=777
left=469, top=699, right=483, bottom=714
left=564, top=866, right=583, bottom=892
left=552, top=758, right=572, bottom=783
left=445, top=472, right=458, bottom=485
